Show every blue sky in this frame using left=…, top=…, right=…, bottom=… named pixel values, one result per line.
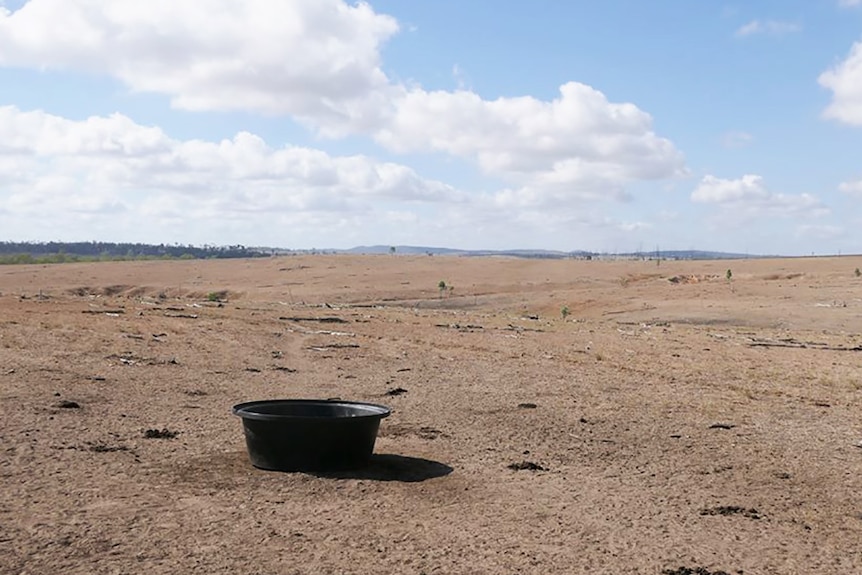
left=0, top=0, right=860, bottom=255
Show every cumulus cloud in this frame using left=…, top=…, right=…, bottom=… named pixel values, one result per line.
left=377, top=82, right=686, bottom=206
left=0, top=105, right=462, bottom=242
left=0, top=0, right=400, bottom=136
left=0, top=0, right=686, bottom=206
left=692, top=175, right=829, bottom=222
left=819, top=42, right=862, bottom=125
left=0, top=1, right=691, bottom=247
left=736, top=20, right=801, bottom=37
left=692, top=174, right=770, bottom=203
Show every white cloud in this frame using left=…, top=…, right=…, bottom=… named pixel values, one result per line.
left=736, top=20, right=801, bottom=37
left=377, top=82, right=686, bottom=207
left=0, top=105, right=680, bottom=250
left=0, top=1, right=686, bottom=204
left=838, top=179, right=862, bottom=196
left=0, top=105, right=463, bottom=241
left=0, top=0, right=400, bottom=136
left=0, top=106, right=169, bottom=156
left=839, top=0, right=861, bottom=7
left=0, top=1, right=690, bottom=247
left=819, top=42, right=862, bottom=126
left=692, top=174, right=770, bottom=203
left=692, top=175, right=829, bottom=223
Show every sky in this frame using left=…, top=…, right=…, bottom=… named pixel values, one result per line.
left=0, top=1, right=861, bottom=255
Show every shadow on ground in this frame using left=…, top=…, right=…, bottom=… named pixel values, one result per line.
left=312, top=454, right=453, bottom=482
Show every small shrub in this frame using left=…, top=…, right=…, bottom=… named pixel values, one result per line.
left=855, top=268, right=860, bottom=278
left=206, top=290, right=228, bottom=302
left=561, top=306, right=570, bottom=319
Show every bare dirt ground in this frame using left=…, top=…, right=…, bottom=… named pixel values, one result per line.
left=1, top=254, right=861, bottom=575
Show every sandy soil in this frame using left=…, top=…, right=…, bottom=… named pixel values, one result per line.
left=1, top=254, right=861, bottom=575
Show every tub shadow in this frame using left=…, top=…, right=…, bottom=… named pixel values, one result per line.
left=312, top=454, right=453, bottom=483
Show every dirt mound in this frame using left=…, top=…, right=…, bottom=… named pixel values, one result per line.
left=66, top=285, right=239, bottom=301
left=666, top=274, right=721, bottom=284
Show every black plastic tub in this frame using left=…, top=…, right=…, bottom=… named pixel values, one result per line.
left=232, top=399, right=391, bottom=472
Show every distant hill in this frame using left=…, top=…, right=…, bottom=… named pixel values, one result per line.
left=345, top=245, right=598, bottom=258
left=619, top=250, right=762, bottom=260
left=345, top=245, right=465, bottom=256
left=343, top=245, right=762, bottom=260
left=0, top=241, right=768, bottom=263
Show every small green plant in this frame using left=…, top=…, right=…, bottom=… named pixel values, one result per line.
left=855, top=267, right=860, bottom=278
left=726, top=269, right=733, bottom=282
left=561, top=306, right=570, bottom=319
left=207, top=290, right=227, bottom=302
left=438, top=280, right=447, bottom=298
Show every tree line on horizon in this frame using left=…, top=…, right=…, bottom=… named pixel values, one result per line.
left=0, top=241, right=270, bottom=264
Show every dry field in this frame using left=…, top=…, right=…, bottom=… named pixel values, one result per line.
left=1, top=254, right=861, bottom=575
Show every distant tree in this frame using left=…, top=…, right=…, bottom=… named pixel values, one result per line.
left=0, top=241, right=268, bottom=262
